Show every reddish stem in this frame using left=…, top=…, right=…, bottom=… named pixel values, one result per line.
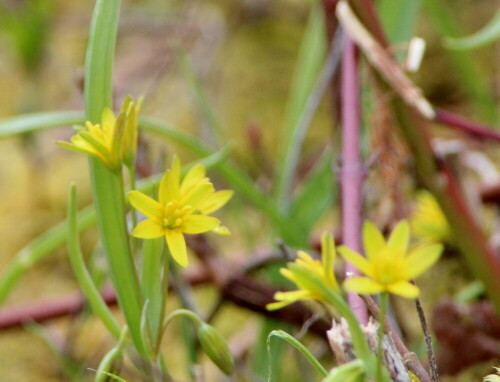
left=340, top=34, right=368, bottom=324
left=435, top=109, right=500, bottom=142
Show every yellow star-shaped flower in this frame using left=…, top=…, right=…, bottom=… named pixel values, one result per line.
left=57, top=96, right=142, bottom=172
left=267, top=232, right=339, bottom=310
left=129, top=157, right=233, bottom=267
left=338, top=221, right=443, bottom=299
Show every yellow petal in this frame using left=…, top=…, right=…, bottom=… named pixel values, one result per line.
left=387, top=220, right=410, bottom=254
left=403, top=244, right=443, bottom=279
left=159, top=158, right=181, bottom=205
left=212, top=225, right=231, bottom=236
left=101, top=107, right=116, bottom=127
left=386, top=281, right=420, bottom=298
left=131, top=219, right=164, bottom=238
left=128, top=191, right=162, bottom=221
left=343, top=277, right=384, bottom=295
left=321, top=232, right=336, bottom=283
left=198, top=190, right=234, bottom=214
left=180, top=164, right=206, bottom=194
left=183, top=215, right=220, bottom=234
left=165, top=229, right=188, bottom=267
left=338, top=246, right=374, bottom=277
left=182, top=182, right=213, bottom=209
left=363, top=221, right=385, bottom=260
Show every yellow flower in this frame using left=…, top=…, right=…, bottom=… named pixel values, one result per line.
left=57, top=96, right=142, bottom=172
left=338, top=221, right=443, bottom=299
left=410, top=191, right=451, bottom=244
left=129, top=157, right=233, bottom=268
left=267, top=233, right=339, bottom=310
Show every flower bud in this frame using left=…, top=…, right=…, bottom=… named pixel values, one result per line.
left=197, top=323, right=234, bottom=375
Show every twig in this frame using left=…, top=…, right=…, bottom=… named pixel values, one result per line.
left=361, top=295, right=432, bottom=382
left=414, top=292, right=440, bottom=382
left=435, top=109, right=500, bottom=142
left=340, top=32, right=368, bottom=324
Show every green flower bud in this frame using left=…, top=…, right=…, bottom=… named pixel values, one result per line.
left=197, top=323, right=234, bottom=375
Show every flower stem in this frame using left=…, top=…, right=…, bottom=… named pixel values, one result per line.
left=377, top=292, right=388, bottom=382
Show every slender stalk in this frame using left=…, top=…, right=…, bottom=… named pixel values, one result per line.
left=67, top=184, right=121, bottom=339
left=340, top=34, right=368, bottom=324
left=435, top=109, right=500, bottom=142
left=376, top=292, right=388, bottom=382
left=84, top=0, right=147, bottom=356
left=141, top=238, right=165, bottom=350
left=414, top=293, right=439, bottom=381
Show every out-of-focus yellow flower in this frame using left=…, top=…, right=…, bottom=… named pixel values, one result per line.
left=267, top=233, right=339, bottom=310
left=410, top=191, right=451, bottom=244
left=338, top=221, right=443, bottom=299
left=129, top=157, right=233, bottom=268
left=484, top=367, right=500, bottom=382
left=57, top=96, right=142, bottom=172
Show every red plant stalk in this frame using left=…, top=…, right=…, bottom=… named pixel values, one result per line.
left=340, top=34, right=368, bottom=324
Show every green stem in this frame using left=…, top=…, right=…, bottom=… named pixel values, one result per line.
left=94, top=327, right=129, bottom=382
left=163, top=308, right=203, bottom=329
left=141, top=237, right=166, bottom=353
left=376, top=293, right=388, bottom=382
left=84, top=0, right=147, bottom=356
left=67, top=183, right=121, bottom=339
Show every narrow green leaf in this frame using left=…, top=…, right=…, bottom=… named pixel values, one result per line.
left=444, top=9, right=500, bottom=50
left=178, top=52, right=224, bottom=145
left=275, top=2, right=326, bottom=211
left=67, top=183, right=121, bottom=339
left=267, top=330, right=328, bottom=377
left=289, top=152, right=335, bottom=236
left=422, top=0, right=499, bottom=124
left=378, top=0, right=421, bottom=60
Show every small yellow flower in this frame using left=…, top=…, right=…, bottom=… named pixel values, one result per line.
left=57, top=96, right=142, bottom=172
left=338, top=221, right=443, bottom=299
left=410, top=191, right=451, bottom=244
left=129, top=157, right=233, bottom=268
left=267, top=233, right=339, bottom=310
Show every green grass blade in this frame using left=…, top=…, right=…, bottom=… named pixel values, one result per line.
left=288, top=152, right=335, bottom=236
left=0, top=206, right=95, bottom=305
left=0, top=111, right=83, bottom=137
left=422, top=0, right=499, bottom=124
left=67, top=183, right=121, bottom=339
left=274, top=2, right=326, bottom=212
left=444, top=9, right=500, bottom=50
left=178, top=52, right=224, bottom=145
left=84, top=0, right=148, bottom=356
left=378, top=0, right=421, bottom=60
left=267, top=330, right=328, bottom=377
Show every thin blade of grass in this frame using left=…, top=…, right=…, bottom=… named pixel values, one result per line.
left=422, top=0, right=499, bottom=124
left=67, top=183, right=121, bottom=339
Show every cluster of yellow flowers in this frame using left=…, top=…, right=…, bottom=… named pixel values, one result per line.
left=269, top=219, right=444, bottom=310
left=58, top=98, right=232, bottom=268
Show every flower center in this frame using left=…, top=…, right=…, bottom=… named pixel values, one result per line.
left=162, top=201, right=192, bottom=229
